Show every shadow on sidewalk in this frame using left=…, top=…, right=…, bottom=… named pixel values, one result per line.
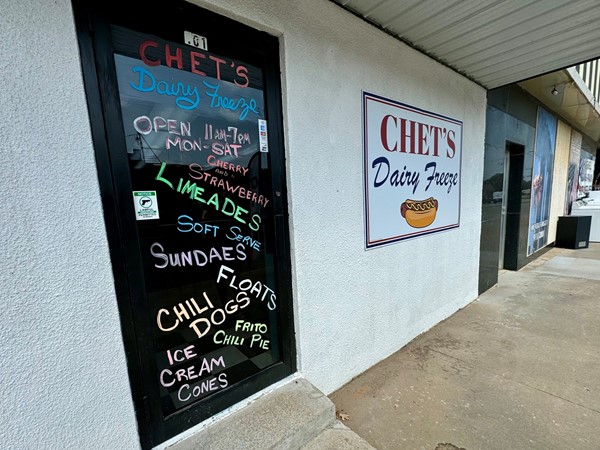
left=330, top=244, right=600, bottom=450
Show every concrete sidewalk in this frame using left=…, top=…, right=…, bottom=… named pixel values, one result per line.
left=330, top=244, right=600, bottom=450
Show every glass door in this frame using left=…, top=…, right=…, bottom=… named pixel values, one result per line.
left=499, top=149, right=510, bottom=269
left=73, top=2, right=295, bottom=448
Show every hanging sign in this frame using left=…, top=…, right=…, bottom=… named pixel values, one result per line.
left=363, top=92, right=463, bottom=248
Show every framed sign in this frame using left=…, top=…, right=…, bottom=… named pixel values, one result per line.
left=363, top=92, right=463, bottom=248
left=73, top=2, right=295, bottom=448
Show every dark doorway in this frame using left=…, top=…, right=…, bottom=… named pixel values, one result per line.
left=501, top=142, right=525, bottom=270
left=479, top=141, right=525, bottom=293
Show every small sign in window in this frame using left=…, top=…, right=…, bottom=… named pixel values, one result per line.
left=133, top=191, right=159, bottom=220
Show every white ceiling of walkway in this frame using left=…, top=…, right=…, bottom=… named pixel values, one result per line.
left=519, top=69, right=600, bottom=141
left=332, top=0, right=600, bottom=89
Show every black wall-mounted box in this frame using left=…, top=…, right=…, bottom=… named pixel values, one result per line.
left=555, top=216, right=592, bottom=249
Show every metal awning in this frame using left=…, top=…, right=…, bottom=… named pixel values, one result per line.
left=332, top=0, right=600, bottom=89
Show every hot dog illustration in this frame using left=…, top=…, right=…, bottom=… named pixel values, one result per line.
left=400, top=197, right=438, bottom=228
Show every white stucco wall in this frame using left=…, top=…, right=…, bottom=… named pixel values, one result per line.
left=0, top=1, right=140, bottom=449
left=194, top=0, right=487, bottom=394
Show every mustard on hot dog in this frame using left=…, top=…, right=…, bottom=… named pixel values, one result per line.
left=400, top=197, right=438, bottom=228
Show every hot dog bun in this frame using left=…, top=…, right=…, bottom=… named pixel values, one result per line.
left=400, top=197, right=438, bottom=228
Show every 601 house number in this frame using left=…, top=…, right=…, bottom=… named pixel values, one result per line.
left=184, top=31, right=207, bottom=51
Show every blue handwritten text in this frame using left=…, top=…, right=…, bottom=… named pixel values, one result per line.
left=129, top=66, right=200, bottom=110
left=203, top=81, right=258, bottom=120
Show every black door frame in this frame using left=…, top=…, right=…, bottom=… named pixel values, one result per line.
left=72, top=2, right=296, bottom=448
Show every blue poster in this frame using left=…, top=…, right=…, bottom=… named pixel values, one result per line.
left=527, top=107, right=557, bottom=255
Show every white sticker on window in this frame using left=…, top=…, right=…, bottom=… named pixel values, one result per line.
left=184, top=31, right=207, bottom=51
left=258, top=119, right=268, bottom=153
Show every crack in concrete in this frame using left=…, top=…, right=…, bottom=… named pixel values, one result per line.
left=435, top=444, right=466, bottom=450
